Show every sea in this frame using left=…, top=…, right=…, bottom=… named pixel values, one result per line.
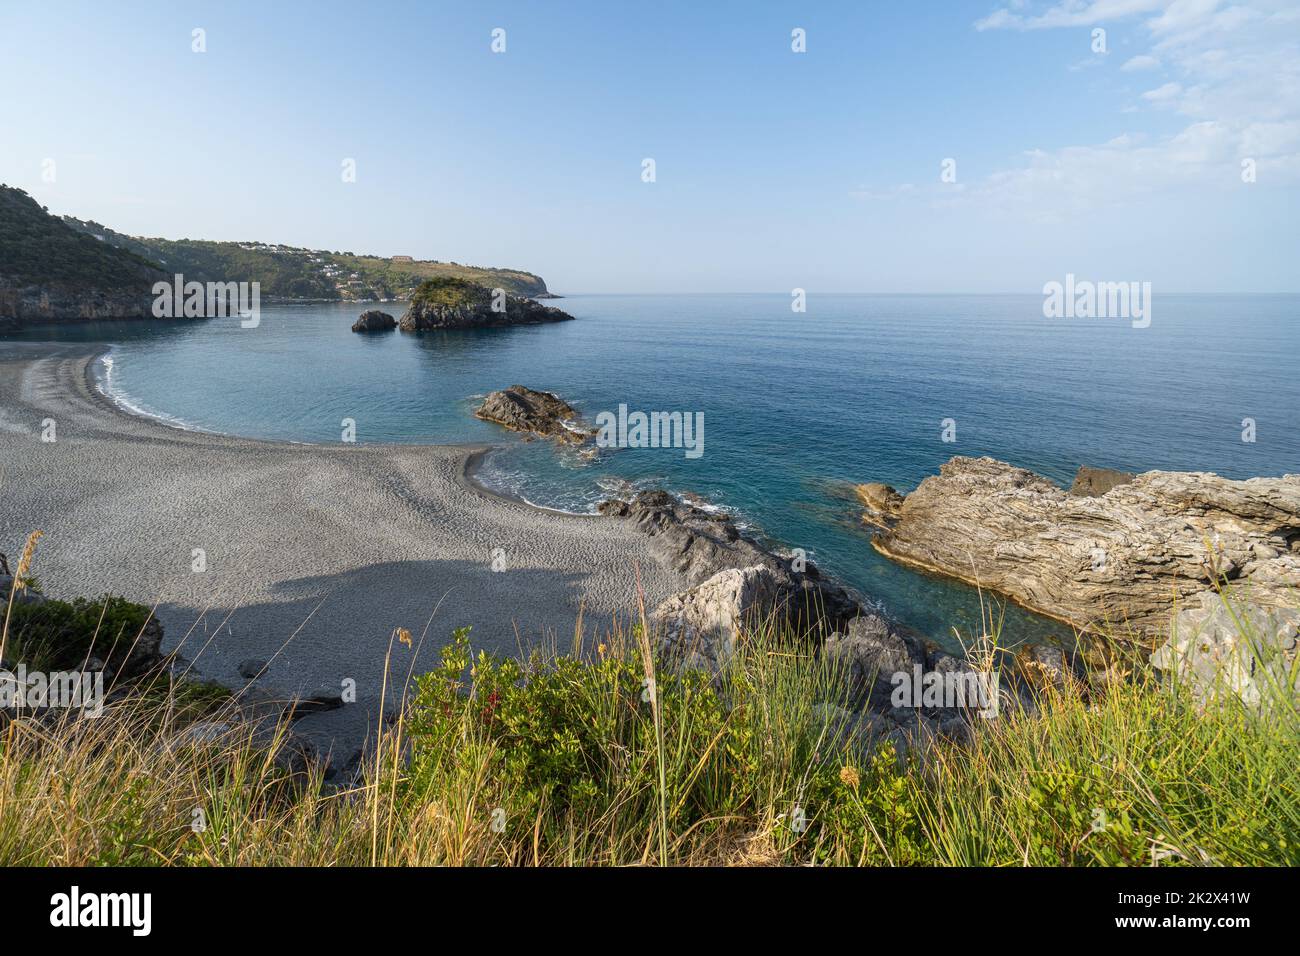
left=18, top=292, right=1300, bottom=651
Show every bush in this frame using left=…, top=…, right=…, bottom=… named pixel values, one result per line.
left=0, top=602, right=1295, bottom=866
left=2, top=594, right=157, bottom=673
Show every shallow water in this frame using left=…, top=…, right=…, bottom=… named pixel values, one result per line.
left=15, top=292, right=1300, bottom=651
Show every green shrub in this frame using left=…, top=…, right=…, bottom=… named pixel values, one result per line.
left=3, top=594, right=156, bottom=672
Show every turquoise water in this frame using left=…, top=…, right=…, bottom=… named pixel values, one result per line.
left=17, top=293, right=1300, bottom=650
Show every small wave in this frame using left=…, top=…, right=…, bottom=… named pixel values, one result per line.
left=96, top=350, right=204, bottom=432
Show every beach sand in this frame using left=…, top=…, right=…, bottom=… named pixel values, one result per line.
left=0, top=342, right=686, bottom=760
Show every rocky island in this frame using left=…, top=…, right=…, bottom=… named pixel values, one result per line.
left=399, top=277, right=574, bottom=332
left=351, top=309, right=396, bottom=333
left=474, top=385, right=594, bottom=443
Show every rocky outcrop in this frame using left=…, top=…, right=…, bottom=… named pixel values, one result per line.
left=652, top=565, right=785, bottom=671
left=1069, top=465, right=1135, bottom=497
left=870, top=456, right=1300, bottom=638
left=854, top=482, right=905, bottom=529
left=604, top=490, right=864, bottom=647
left=0, top=282, right=160, bottom=327
left=823, top=613, right=926, bottom=708
left=1150, top=592, right=1300, bottom=709
left=399, top=278, right=573, bottom=332
left=475, top=385, right=593, bottom=443
left=351, top=309, right=395, bottom=333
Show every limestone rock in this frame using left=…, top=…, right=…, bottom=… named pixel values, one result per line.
left=1150, top=591, right=1300, bottom=709
left=855, top=482, right=905, bottom=529
left=872, top=456, right=1300, bottom=637
left=823, top=613, right=924, bottom=707
left=601, top=489, right=863, bottom=634
left=651, top=565, right=784, bottom=670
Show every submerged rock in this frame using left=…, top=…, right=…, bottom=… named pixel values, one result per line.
left=351, top=309, right=396, bottom=333
left=869, top=455, right=1300, bottom=638
left=399, top=277, right=573, bottom=331
left=475, top=385, right=594, bottom=443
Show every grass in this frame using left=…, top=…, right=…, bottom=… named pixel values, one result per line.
left=0, top=545, right=1296, bottom=866
left=407, top=276, right=493, bottom=309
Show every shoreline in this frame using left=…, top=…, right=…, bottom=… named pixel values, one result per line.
left=0, top=340, right=689, bottom=762
left=83, top=341, right=584, bottom=517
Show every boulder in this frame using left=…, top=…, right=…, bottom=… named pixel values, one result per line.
left=351, top=309, right=396, bottom=333
left=475, top=385, right=593, bottom=443
left=823, top=614, right=925, bottom=707
left=652, top=565, right=784, bottom=670
left=1150, top=591, right=1300, bottom=709
left=600, top=489, right=863, bottom=633
left=872, top=456, right=1300, bottom=638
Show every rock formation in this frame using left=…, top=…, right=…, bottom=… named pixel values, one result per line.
left=475, top=385, right=593, bottom=443
left=351, top=309, right=395, bottom=333
left=1150, top=592, right=1299, bottom=709
left=651, top=565, right=786, bottom=671
left=399, top=277, right=573, bottom=332
left=867, top=456, right=1300, bottom=640
left=854, top=482, right=905, bottom=529
left=602, top=490, right=865, bottom=664
left=0, top=283, right=161, bottom=327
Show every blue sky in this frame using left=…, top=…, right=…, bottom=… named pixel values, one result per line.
left=3, top=0, right=1298, bottom=292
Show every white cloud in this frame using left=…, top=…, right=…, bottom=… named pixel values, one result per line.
left=1148, top=0, right=1226, bottom=35
left=849, top=183, right=918, bottom=201
left=931, top=0, right=1300, bottom=219
left=975, top=0, right=1167, bottom=31
left=1141, top=80, right=1183, bottom=101
left=1121, top=53, right=1162, bottom=69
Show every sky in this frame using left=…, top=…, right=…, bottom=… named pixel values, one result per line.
left=2, top=0, right=1298, bottom=293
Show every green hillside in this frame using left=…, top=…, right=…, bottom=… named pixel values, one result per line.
left=62, top=218, right=551, bottom=301
left=0, top=186, right=162, bottom=289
